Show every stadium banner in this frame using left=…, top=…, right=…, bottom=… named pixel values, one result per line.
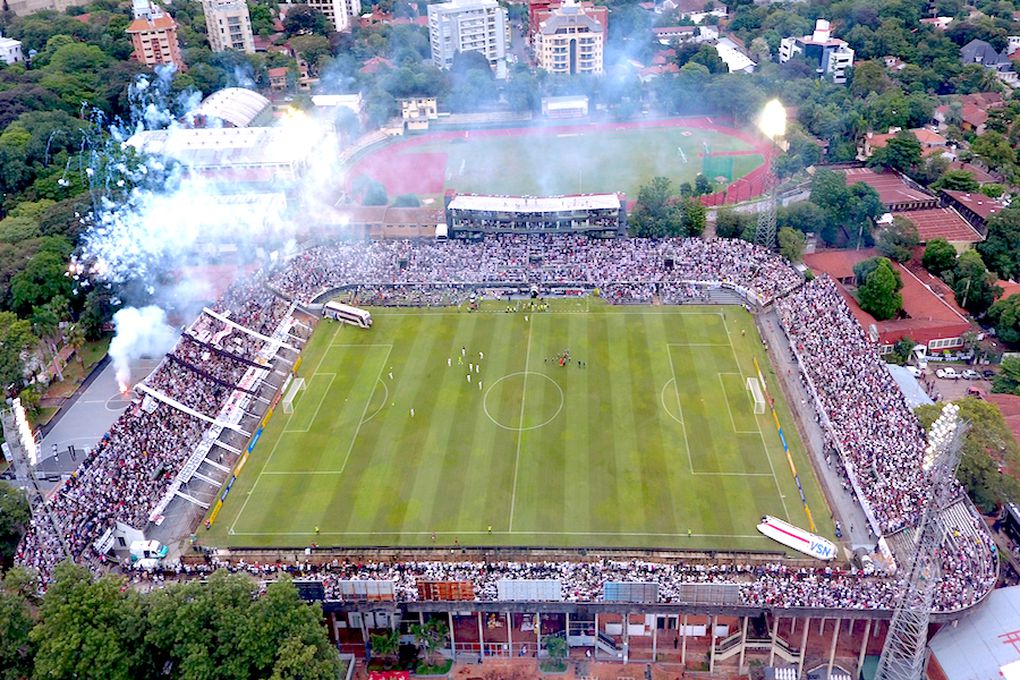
left=603, top=582, right=658, bottom=603
left=753, top=356, right=817, bottom=532
left=496, top=579, right=562, bottom=602
left=292, top=356, right=303, bottom=375
left=757, top=515, right=836, bottom=560
left=417, top=581, right=475, bottom=601
left=234, top=451, right=250, bottom=476
left=260, top=406, right=275, bottom=429
left=221, top=475, right=236, bottom=502
left=207, top=499, right=224, bottom=526
left=247, top=426, right=263, bottom=454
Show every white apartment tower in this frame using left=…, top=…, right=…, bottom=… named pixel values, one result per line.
left=428, top=0, right=509, bottom=78
left=779, top=19, right=854, bottom=83
left=534, top=0, right=604, bottom=75
left=202, top=0, right=255, bottom=53
left=285, top=0, right=360, bottom=32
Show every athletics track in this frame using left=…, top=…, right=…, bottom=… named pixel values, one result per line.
left=346, top=117, right=774, bottom=206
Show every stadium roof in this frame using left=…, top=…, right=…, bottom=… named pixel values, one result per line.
left=841, top=168, right=936, bottom=208
left=928, top=586, right=1020, bottom=680
left=885, top=364, right=933, bottom=409
left=192, top=88, right=272, bottom=128
left=448, top=193, right=621, bottom=212
left=895, top=208, right=982, bottom=244
left=126, top=126, right=320, bottom=168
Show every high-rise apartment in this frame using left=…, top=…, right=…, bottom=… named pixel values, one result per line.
left=202, top=0, right=255, bottom=53
left=428, top=0, right=509, bottom=78
left=534, top=0, right=604, bottom=75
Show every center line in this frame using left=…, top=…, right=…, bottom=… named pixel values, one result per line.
left=507, top=317, right=533, bottom=531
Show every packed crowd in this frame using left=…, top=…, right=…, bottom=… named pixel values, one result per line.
left=16, top=237, right=999, bottom=614
left=268, top=237, right=803, bottom=306
left=134, top=507, right=993, bottom=611
left=16, top=279, right=293, bottom=586
left=775, top=277, right=929, bottom=535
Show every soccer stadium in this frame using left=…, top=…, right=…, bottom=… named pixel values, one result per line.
left=10, top=110, right=1001, bottom=678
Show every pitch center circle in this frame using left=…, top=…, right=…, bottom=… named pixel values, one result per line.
left=483, top=371, right=564, bottom=431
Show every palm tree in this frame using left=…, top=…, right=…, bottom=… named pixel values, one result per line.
left=31, top=306, right=62, bottom=383
left=67, top=324, right=86, bottom=371
left=370, top=629, right=400, bottom=668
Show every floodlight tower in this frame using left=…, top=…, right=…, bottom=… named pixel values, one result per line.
left=755, top=99, right=786, bottom=251
left=874, top=403, right=968, bottom=680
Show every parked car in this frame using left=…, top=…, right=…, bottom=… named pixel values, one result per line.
left=905, top=366, right=922, bottom=377
left=982, top=369, right=997, bottom=379
left=936, top=367, right=962, bottom=379
left=961, top=369, right=980, bottom=380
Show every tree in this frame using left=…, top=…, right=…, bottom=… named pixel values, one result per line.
left=283, top=5, right=330, bottom=35
left=146, top=571, right=340, bottom=680
left=868, top=129, right=922, bottom=173
left=543, top=635, right=568, bottom=672
left=0, top=481, right=29, bottom=571
left=988, top=294, right=1020, bottom=346
left=289, top=35, right=331, bottom=76
left=391, top=194, right=420, bottom=207
left=715, top=206, right=751, bottom=239
left=693, top=173, right=713, bottom=196
left=922, top=238, right=958, bottom=278
left=978, top=207, right=1020, bottom=281
left=857, top=258, right=903, bottom=320
left=31, top=562, right=150, bottom=680
left=370, top=629, right=400, bottom=667
left=629, top=176, right=679, bottom=238
left=890, top=336, right=916, bottom=364
left=949, top=249, right=1001, bottom=315
left=0, top=567, right=35, bottom=680
left=0, top=312, right=36, bottom=390
left=777, top=227, right=805, bottom=262
left=410, top=618, right=449, bottom=668
left=31, top=304, right=62, bottom=382
left=993, top=357, right=1020, bottom=395
left=9, top=249, right=74, bottom=316
left=970, top=131, right=1016, bottom=177
left=782, top=201, right=827, bottom=235
left=876, top=216, right=919, bottom=262
left=916, top=398, right=1020, bottom=512
left=67, top=323, right=87, bottom=370
left=678, top=197, right=706, bottom=237
left=932, top=169, right=979, bottom=192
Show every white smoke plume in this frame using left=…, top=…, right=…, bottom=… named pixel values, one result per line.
left=109, top=305, right=178, bottom=391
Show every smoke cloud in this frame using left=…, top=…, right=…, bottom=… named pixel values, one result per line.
left=109, top=305, right=178, bottom=390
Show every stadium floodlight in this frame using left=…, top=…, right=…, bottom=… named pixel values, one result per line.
left=755, top=99, right=786, bottom=251
left=757, top=99, right=787, bottom=140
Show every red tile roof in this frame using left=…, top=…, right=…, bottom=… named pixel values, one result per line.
left=842, top=168, right=935, bottom=206
left=126, top=14, right=178, bottom=32
left=941, top=190, right=1003, bottom=220
left=804, top=249, right=974, bottom=347
left=896, top=208, right=982, bottom=244
left=985, top=394, right=1020, bottom=447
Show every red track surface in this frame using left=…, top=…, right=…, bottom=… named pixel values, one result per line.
left=347, top=117, right=773, bottom=205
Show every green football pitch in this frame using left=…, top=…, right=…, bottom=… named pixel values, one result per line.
left=204, top=302, right=834, bottom=552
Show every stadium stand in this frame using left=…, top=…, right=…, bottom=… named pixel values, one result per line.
left=15, top=238, right=997, bottom=618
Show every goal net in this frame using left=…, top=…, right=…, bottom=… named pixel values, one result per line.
left=282, top=377, right=306, bottom=414
left=746, top=377, right=766, bottom=415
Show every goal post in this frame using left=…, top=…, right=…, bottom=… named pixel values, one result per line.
left=282, top=377, right=306, bottom=414
left=746, top=377, right=766, bottom=415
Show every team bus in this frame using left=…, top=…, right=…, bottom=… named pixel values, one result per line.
left=323, top=301, right=372, bottom=328
left=757, top=515, right=837, bottom=561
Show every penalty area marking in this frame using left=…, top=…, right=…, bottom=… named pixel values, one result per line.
left=359, top=379, right=389, bottom=425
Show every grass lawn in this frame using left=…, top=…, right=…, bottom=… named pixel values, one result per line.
left=420, top=128, right=760, bottom=197
left=203, top=302, right=833, bottom=552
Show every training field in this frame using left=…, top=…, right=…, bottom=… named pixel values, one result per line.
left=205, top=302, right=833, bottom=552
left=346, top=118, right=767, bottom=200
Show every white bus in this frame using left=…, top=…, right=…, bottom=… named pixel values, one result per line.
left=323, top=301, right=372, bottom=328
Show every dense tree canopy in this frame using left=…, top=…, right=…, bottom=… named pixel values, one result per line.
left=857, top=257, right=902, bottom=320
left=916, top=398, right=1020, bottom=512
